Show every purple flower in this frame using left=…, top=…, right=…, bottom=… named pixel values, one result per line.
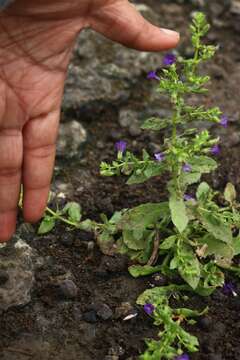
left=147, top=71, right=160, bottom=81
left=115, top=140, right=127, bottom=153
left=143, top=303, right=155, bottom=315
left=175, top=354, right=190, bottom=360
left=220, top=115, right=228, bottom=128
left=184, top=194, right=194, bottom=201
left=222, top=282, right=237, bottom=297
left=182, top=163, right=192, bottom=172
left=154, top=152, right=165, bottom=162
left=163, top=53, right=177, bottom=66
left=211, top=144, right=220, bottom=156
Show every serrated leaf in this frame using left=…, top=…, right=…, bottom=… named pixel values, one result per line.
left=127, top=163, right=163, bottom=185
left=123, top=229, right=155, bottom=251
left=38, top=216, right=56, bottom=234
left=159, top=235, right=177, bottom=250
left=136, top=284, right=189, bottom=305
left=197, top=234, right=234, bottom=260
left=179, top=171, right=201, bottom=187
left=198, top=209, right=232, bottom=244
left=224, top=183, right=237, bottom=204
left=141, top=117, right=168, bottom=131
left=189, top=156, right=217, bottom=174
left=119, top=202, right=169, bottom=232
left=169, top=193, right=189, bottom=233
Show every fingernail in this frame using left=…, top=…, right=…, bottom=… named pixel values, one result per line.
left=161, top=28, right=180, bottom=38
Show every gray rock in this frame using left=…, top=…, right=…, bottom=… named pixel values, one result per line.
left=57, top=120, right=87, bottom=158
left=118, top=109, right=142, bottom=136
left=206, top=0, right=231, bottom=17
left=118, top=109, right=138, bottom=128
left=58, top=279, right=78, bottom=300
left=231, top=0, right=240, bottom=15
left=63, top=4, right=165, bottom=113
left=96, top=303, right=113, bottom=320
left=129, top=123, right=142, bottom=137
left=82, top=310, right=98, bottom=323
left=227, top=131, right=240, bottom=147
left=0, top=237, right=35, bottom=311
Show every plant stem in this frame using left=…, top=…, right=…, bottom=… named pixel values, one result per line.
left=46, top=207, right=78, bottom=227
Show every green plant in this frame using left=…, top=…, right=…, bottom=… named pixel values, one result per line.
left=99, top=12, right=240, bottom=295
left=138, top=285, right=208, bottom=360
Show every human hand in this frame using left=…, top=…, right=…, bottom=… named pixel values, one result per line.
left=0, top=0, right=179, bottom=241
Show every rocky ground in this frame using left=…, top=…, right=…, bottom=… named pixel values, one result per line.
left=0, top=1, right=240, bottom=359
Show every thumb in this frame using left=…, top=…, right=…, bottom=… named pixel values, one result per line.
left=90, top=1, right=179, bottom=51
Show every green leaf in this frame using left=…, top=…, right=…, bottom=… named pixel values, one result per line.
left=141, top=117, right=169, bottom=131
left=178, top=244, right=201, bottom=289
left=129, top=264, right=163, bottom=278
left=127, top=163, right=163, bottom=185
left=63, top=202, right=82, bottom=222
left=194, top=285, right=215, bottom=296
left=109, top=211, right=124, bottom=224
left=177, top=327, right=199, bottom=352
left=159, top=235, right=177, bottom=250
left=122, top=229, right=153, bottom=250
left=197, top=234, right=234, bottom=260
left=136, top=284, right=189, bottom=305
left=175, top=306, right=208, bottom=318
left=224, top=183, right=237, bottom=204
left=78, top=219, right=93, bottom=232
left=196, top=182, right=210, bottom=202
left=169, top=193, right=189, bottom=233
left=198, top=209, right=232, bottom=244
left=189, top=156, right=217, bottom=174
left=119, top=202, right=169, bottom=232
left=97, top=231, right=115, bottom=255
left=233, top=235, right=240, bottom=255
left=38, top=216, right=56, bottom=234
left=179, top=171, right=201, bottom=187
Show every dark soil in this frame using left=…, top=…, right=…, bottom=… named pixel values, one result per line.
left=1, top=1, right=240, bottom=359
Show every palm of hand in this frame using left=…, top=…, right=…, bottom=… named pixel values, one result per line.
left=0, top=0, right=179, bottom=241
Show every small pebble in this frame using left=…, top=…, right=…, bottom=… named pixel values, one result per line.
left=82, top=310, right=98, bottom=323
left=58, top=279, right=78, bottom=299
left=96, top=304, right=113, bottom=321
